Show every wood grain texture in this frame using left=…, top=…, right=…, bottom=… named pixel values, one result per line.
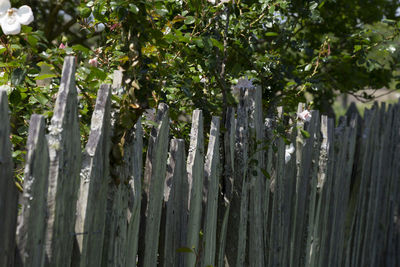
left=0, top=89, right=18, bottom=267
left=202, top=116, right=221, bottom=267
left=186, top=109, right=204, bottom=267
left=74, top=84, right=111, bottom=267
left=126, top=119, right=143, bottom=267
left=163, top=139, right=188, bottom=267
left=15, top=115, right=49, bottom=267
left=143, top=103, right=170, bottom=267
left=45, top=56, right=81, bottom=267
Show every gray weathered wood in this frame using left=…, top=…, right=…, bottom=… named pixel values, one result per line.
left=101, top=182, right=129, bottom=267
left=217, top=107, right=235, bottom=267
left=45, top=56, right=81, bottom=267
left=247, top=87, right=265, bottom=266
left=304, top=111, right=321, bottom=266
left=143, top=103, right=170, bottom=267
left=290, top=103, right=316, bottom=267
left=234, top=88, right=249, bottom=267
left=163, top=139, right=188, bottom=267
left=202, top=116, right=221, bottom=267
left=0, top=89, right=18, bottom=267
left=74, top=84, right=111, bottom=267
left=309, top=115, right=332, bottom=267
left=186, top=109, right=204, bottom=267
left=126, top=119, right=143, bottom=267
left=15, top=115, right=49, bottom=267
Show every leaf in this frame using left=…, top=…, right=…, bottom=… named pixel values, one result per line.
left=86, top=67, right=107, bottom=81
left=260, top=168, right=271, bottom=179
left=185, top=16, right=195, bottom=25
left=176, top=247, right=195, bottom=253
left=265, top=32, right=278, bottom=36
left=34, top=74, right=57, bottom=80
left=11, top=68, right=26, bottom=86
left=210, top=38, right=224, bottom=51
left=9, top=89, right=21, bottom=105
left=72, top=44, right=90, bottom=54
left=129, top=4, right=139, bottom=14
left=304, top=64, right=312, bottom=71
left=301, top=129, right=311, bottom=138
left=79, top=7, right=92, bottom=18
left=310, top=2, right=318, bottom=10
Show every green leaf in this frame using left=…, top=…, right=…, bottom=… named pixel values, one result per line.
left=9, top=89, right=21, bottom=105
left=304, top=64, right=312, bottom=71
left=79, top=7, right=92, bottom=18
left=310, top=2, right=318, bottom=10
left=265, top=32, right=278, bottom=36
left=260, top=168, right=271, bottom=179
left=176, top=247, right=195, bottom=253
left=129, top=4, right=139, bottom=14
left=72, top=44, right=90, bottom=54
left=210, top=38, right=224, bottom=51
left=185, top=16, right=195, bottom=25
left=301, top=129, right=311, bottom=138
left=11, top=68, right=26, bottom=86
left=35, top=74, right=57, bottom=80
left=86, top=67, right=107, bottom=81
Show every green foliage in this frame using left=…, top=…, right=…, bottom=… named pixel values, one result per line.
left=2, top=0, right=400, bottom=183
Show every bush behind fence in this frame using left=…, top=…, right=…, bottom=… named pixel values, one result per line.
left=1, top=56, right=400, bottom=267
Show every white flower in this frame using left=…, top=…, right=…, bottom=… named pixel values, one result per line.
left=0, top=1, right=34, bottom=35
left=297, top=110, right=312, bottom=122
left=235, top=77, right=255, bottom=90
left=207, top=0, right=230, bottom=5
left=285, top=143, right=295, bottom=163
left=0, top=0, right=10, bottom=13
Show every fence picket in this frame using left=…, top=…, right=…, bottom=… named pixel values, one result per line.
left=217, top=107, right=235, bottom=267
left=163, top=139, right=188, bottom=267
left=45, top=56, right=81, bottom=267
left=247, top=87, right=266, bottom=266
left=2, top=56, right=400, bottom=267
left=202, top=116, right=221, bottom=267
left=186, top=109, right=205, bottom=267
left=74, top=84, right=111, bottom=267
left=0, top=89, right=17, bottom=267
left=234, top=88, right=250, bottom=266
left=126, top=119, right=143, bottom=267
left=15, top=115, right=49, bottom=267
left=143, top=103, right=170, bottom=267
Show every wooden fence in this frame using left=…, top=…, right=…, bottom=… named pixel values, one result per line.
left=1, top=56, right=400, bottom=266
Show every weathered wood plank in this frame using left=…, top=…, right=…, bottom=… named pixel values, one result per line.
left=202, top=116, right=221, bottom=267
left=234, top=88, right=249, bottom=267
left=15, top=115, right=49, bottom=267
left=267, top=106, right=287, bottom=267
left=186, top=109, right=204, bottom=267
left=73, top=84, right=111, bottom=267
left=0, top=88, right=18, bottom=267
left=45, top=56, right=81, bottom=267
left=304, top=111, right=321, bottom=266
left=217, top=107, right=235, bottom=267
left=290, top=103, right=316, bottom=267
left=360, top=105, right=381, bottom=267
left=143, top=103, right=170, bottom=267
left=101, top=182, right=129, bottom=267
left=163, top=139, right=188, bottom=267
left=247, top=86, right=265, bottom=266
left=308, top=115, right=331, bottom=266
left=126, top=119, right=143, bottom=267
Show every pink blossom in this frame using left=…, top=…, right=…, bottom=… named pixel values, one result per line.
left=88, top=57, right=98, bottom=67
left=59, top=43, right=66, bottom=49
left=110, top=23, right=120, bottom=31
left=297, top=110, right=312, bottom=122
